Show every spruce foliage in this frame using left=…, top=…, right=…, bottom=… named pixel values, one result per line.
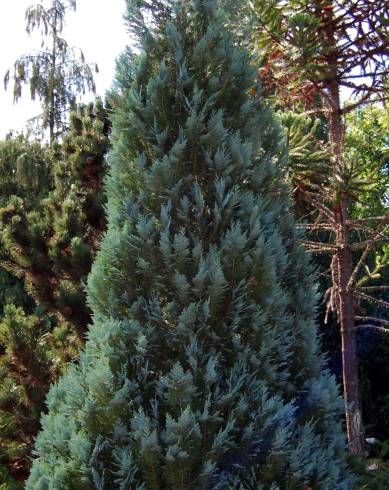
left=27, top=1, right=354, bottom=488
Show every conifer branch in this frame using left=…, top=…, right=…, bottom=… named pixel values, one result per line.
left=350, top=235, right=389, bottom=251
left=347, top=225, right=389, bottom=291
left=354, top=292, right=389, bottom=311
left=355, top=324, right=389, bottom=334
left=356, top=316, right=389, bottom=328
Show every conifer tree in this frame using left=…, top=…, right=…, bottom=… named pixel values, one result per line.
left=0, top=305, right=77, bottom=485
left=0, top=100, right=109, bottom=336
left=0, top=134, right=51, bottom=205
left=27, top=1, right=354, bottom=488
left=0, top=101, right=110, bottom=485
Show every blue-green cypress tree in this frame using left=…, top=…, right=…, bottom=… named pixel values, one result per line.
left=27, top=1, right=354, bottom=488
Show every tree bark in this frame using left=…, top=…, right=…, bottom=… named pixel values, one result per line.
left=326, top=79, right=365, bottom=455
left=335, top=199, right=365, bottom=455
left=317, top=0, right=365, bottom=454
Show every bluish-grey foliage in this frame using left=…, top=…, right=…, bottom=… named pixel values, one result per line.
left=27, top=1, right=354, bottom=488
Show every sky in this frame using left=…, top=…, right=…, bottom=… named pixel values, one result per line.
left=0, top=0, right=130, bottom=138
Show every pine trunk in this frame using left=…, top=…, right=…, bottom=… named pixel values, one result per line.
left=335, top=200, right=365, bottom=455
left=327, top=81, right=365, bottom=455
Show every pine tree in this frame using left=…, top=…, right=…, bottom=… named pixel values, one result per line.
left=0, top=101, right=110, bottom=485
left=0, top=305, right=78, bottom=484
left=0, top=100, right=109, bottom=336
left=27, top=1, right=354, bottom=488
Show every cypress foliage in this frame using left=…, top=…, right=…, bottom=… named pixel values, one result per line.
left=27, top=1, right=354, bottom=488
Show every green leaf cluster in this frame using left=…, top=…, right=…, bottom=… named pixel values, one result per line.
left=345, top=106, right=389, bottom=219
left=0, top=135, right=51, bottom=206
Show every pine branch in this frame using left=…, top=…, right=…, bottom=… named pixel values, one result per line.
left=341, top=80, right=386, bottom=95
left=347, top=215, right=389, bottom=226
left=349, top=222, right=389, bottom=241
left=338, top=45, right=389, bottom=76
left=356, top=316, right=389, bottom=328
left=342, top=95, right=389, bottom=115
left=350, top=235, right=389, bottom=251
left=355, top=324, right=389, bottom=334
left=303, top=191, right=335, bottom=222
left=342, top=70, right=389, bottom=80
left=304, top=241, right=337, bottom=254
left=297, top=223, right=333, bottom=231
left=347, top=225, right=389, bottom=291
left=354, top=291, right=389, bottom=311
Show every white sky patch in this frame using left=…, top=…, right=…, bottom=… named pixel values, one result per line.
left=0, top=0, right=130, bottom=138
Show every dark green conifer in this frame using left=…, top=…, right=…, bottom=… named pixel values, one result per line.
left=0, top=305, right=75, bottom=484
left=0, top=100, right=109, bottom=335
left=0, top=101, right=110, bottom=485
left=27, top=1, right=354, bottom=488
left=0, top=135, right=52, bottom=486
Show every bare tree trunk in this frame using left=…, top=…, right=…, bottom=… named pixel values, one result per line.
left=319, top=0, right=365, bottom=452
left=335, top=200, right=365, bottom=455
left=326, top=80, right=365, bottom=455
left=49, top=5, right=58, bottom=146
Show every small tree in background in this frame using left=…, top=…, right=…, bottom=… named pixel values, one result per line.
left=27, top=1, right=354, bottom=488
left=4, top=0, right=97, bottom=144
